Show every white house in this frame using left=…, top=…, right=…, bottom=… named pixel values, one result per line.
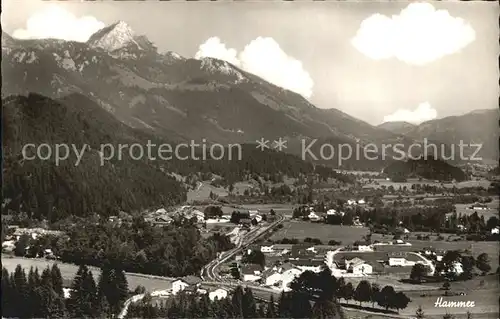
left=357, top=199, right=366, bottom=205
left=197, top=288, right=208, bottom=295
left=209, top=288, right=228, bottom=301
left=192, top=210, right=205, bottom=223
left=63, top=288, right=73, bottom=299
left=357, top=245, right=373, bottom=252
left=451, top=261, right=464, bottom=275
left=155, top=208, right=168, bottom=214
left=291, top=259, right=324, bottom=273
left=2, top=240, right=15, bottom=252
left=308, top=212, right=321, bottom=222
left=306, top=246, right=317, bottom=254
left=253, top=215, right=263, bottom=223
left=171, top=276, right=202, bottom=295
left=387, top=253, right=408, bottom=266
left=261, top=245, right=274, bottom=253
left=388, top=257, right=406, bottom=266
left=265, top=272, right=283, bottom=287
left=345, top=258, right=365, bottom=269
left=263, top=267, right=302, bottom=291
left=241, top=264, right=262, bottom=282
left=491, top=227, right=499, bottom=234
left=350, top=262, right=373, bottom=275
left=171, top=280, right=189, bottom=295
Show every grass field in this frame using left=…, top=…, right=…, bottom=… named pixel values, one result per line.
left=363, top=178, right=492, bottom=190
left=269, top=221, right=369, bottom=244
left=187, top=181, right=228, bottom=202
left=1, top=256, right=173, bottom=292
left=402, top=286, right=499, bottom=317
left=366, top=239, right=499, bottom=271
left=453, top=199, right=499, bottom=219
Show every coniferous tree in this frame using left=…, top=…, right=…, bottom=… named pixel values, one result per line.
left=12, top=265, right=29, bottom=317
left=113, top=268, right=129, bottom=313
left=354, top=280, right=372, bottom=306
left=39, top=267, right=67, bottom=318
left=278, top=291, right=292, bottom=318
left=231, top=286, right=245, bottom=318
left=51, top=264, right=64, bottom=296
left=290, top=290, right=312, bottom=318
left=242, top=287, right=257, bottom=318
left=68, top=264, right=98, bottom=317
left=97, top=294, right=111, bottom=318
left=97, top=263, right=115, bottom=311
left=27, top=267, right=41, bottom=317
left=266, top=295, right=276, bottom=318
left=198, top=293, right=211, bottom=318
left=2, top=268, right=13, bottom=317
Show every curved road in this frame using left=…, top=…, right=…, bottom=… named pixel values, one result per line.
left=119, top=213, right=418, bottom=319
left=202, top=214, right=285, bottom=281
left=119, top=214, right=285, bottom=318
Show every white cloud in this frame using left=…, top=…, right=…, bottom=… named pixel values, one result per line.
left=384, top=102, right=438, bottom=124
left=195, top=36, right=314, bottom=98
left=12, top=5, right=105, bottom=42
left=351, top=2, right=476, bottom=65
left=194, top=37, right=240, bottom=67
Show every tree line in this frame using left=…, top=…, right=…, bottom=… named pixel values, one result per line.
left=2, top=262, right=129, bottom=318
left=128, top=267, right=411, bottom=318
left=13, top=217, right=233, bottom=278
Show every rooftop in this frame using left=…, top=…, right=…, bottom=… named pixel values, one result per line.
left=240, top=263, right=262, bottom=274
left=176, top=275, right=202, bottom=285
left=387, top=252, right=407, bottom=258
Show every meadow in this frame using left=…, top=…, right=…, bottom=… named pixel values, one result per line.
left=362, top=178, right=492, bottom=190
left=1, top=256, right=174, bottom=292
left=269, top=221, right=369, bottom=244
left=366, top=239, right=499, bottom=271
left=453, top=199, right=499, bottom=219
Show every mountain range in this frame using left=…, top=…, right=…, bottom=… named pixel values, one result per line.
left=3, top=92, right=355, bottom=220
left=2, top=21, right=497, bottom=170
left=379, top=110, right=498, bottom=163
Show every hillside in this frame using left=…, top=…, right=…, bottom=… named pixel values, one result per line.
left=2, top=93, right=355, bottom=221
left=404, top=109, right=498, bottom=162
left=378, top=121, right=417, bottom=135
left=2, top=93, right=187, bottom=221
left=383, top=158, right=467, bottom=182
left=1, top=22, right=431, bottom=170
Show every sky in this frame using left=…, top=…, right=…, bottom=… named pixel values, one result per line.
left=2, top=0, right=498, bottom=125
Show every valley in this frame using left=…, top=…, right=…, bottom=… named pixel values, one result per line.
left=1, top=3, right=498, bottom=319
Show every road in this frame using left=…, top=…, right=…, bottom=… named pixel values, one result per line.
left=201, top=214, right=285, bottom=282
left=119, top=213, right=285, bottom=318
left=120, top=213, right=445, bottom=319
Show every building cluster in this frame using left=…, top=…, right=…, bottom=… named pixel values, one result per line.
left=170, top=276, right=230, bottom=301
left=2, top=226, right=65, bottom=257
left=147, top=206, right=206, bottom=226
left=235, top=244, right=333, bottom=291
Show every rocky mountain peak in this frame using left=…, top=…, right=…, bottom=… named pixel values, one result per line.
left=87, top=20, right=139, bottom=52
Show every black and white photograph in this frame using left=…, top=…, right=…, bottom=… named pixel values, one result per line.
left=1, top=0, right=499, bottom=318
